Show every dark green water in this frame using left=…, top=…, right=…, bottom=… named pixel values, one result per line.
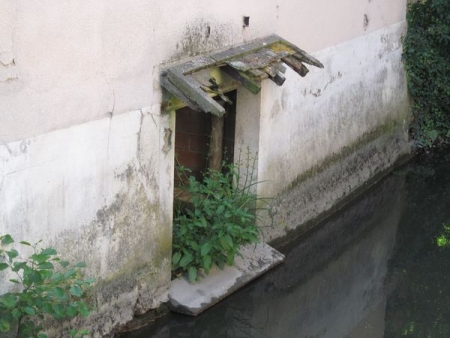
left=123, top=150, right=450, bottom=338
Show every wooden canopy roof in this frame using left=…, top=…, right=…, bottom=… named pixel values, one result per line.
left=160, top=34, right=324, bottom=115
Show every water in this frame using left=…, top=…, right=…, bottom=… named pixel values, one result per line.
left=122, top=150, right=450, bottom=338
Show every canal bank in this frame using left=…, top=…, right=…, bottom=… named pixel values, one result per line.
left=120, top=149, right=450, bottom=338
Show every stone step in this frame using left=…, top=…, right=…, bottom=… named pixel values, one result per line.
left=169, top=242, right=285, bottom=316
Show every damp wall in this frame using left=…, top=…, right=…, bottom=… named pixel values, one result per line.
left=0, top=0, right=409, bottom=336
left=254, top=21, right=412, bottom=241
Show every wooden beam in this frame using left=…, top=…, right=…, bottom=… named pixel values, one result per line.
left=208, top=116, right=225, bottom=171
left=167, top=70, right=226, bottom=116
left=161, top=75, right=201, bottom=111
left=277, top=38, right=324, bottom=68
left=282, top=56, right=310, bottom=77
left=292, top=51, right=324, bottom=69
left=221, top=65, right=261, bottom=94
left=264, top=65, right=286, bottom=86
left=270, top=71, right=286, bottom=86
left=210, top=35, right=280, bottom=63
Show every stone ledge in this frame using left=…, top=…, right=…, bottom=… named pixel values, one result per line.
left=169, top=242, right=285, bottom=316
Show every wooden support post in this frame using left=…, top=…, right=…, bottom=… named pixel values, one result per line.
left=208, top=115, right=225, bottom=172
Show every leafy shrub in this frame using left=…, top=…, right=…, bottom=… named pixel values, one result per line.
left=172, top=158, right=270, bottom=282
left=437, top=223, right=450, bottom=248
left=0, top=234, right=95, bottom=338
left=403, top=0, right=450, bottom=148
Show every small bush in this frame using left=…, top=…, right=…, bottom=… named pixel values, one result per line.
left=403, top=0, right=450, bottom=148
left=437, top=223, right=450, bottom=248
left=0, top=234, right=95, bottom=338
left=172, top=157, right=270, bottom=282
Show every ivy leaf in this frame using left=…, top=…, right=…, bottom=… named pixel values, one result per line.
left=70, top=285, right=83, bottom=298
left=40, top=248, right=57, bottom=256
left=1, top=294, right=17, bottom=308
left=64, top=269, right=76, bottom=279
left=203, top=255, right=212, bottom=272
left=23, top=306, right=36, bottom=315
left=59, top=260, right=70, bottom=268
left=66, top=305, right=78, bottom=317
left=1, top=234, right=14, bottom=245
left=6, top=249, right=18, bottom=260
left=0, top=318, right=10, bottom=332
left=200, top=243, right=212, bottom=256
left=0, top=263, right=8, bottom=271
left=12, top=308, right=21, bottom=319
left=219, top=237, right=230, bottom=250
left=31, top=254, right=50, bottom=264
left=179, top=254, right=193, bottom=268
left=188, top=266, right=197, bottom=282
left=172, top=252, right=181, bottom=265
left=38, top=262, right=54, bottom=270
left=74, top=262, right=87, bottom=268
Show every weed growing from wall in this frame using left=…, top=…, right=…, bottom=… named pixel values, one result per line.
left=403, top=0, right=450, bottom=148
left=0, top=234, right=95, bottom=338
left=172, top=152, right=271, bottom=282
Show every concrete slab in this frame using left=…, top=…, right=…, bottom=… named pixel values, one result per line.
left=169, top=242, right=285, bottom=316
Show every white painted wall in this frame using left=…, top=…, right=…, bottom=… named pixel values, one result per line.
left=0, top=0, right=409, bottom=335
left=259, top=22, right=409, bottom=199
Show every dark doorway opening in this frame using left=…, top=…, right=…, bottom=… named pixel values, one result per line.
left=174, top=90, right=236, bottom=186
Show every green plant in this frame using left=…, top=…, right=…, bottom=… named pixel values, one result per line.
left=403, top=0, right=450, bottom=148
left=0, top=234, right=95, bottom=338
left=172, top=155, right=271, bottom=282
left=436, top=223, right=450, bottom=248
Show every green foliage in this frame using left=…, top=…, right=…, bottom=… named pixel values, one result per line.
left=172, top=156, right=270, bottom=282
left=403, top=0, right=450, bottom=148
left=436, top=223, right=450, bottom=248
left=0, top=234, right=95, bottom=338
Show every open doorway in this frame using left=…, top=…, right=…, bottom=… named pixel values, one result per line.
left=174, top=90, right=237, bottom=190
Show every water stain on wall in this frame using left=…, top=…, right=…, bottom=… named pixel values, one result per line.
left=172, top=18, right=238, bottom=60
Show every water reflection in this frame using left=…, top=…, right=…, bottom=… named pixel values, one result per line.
left=123, top=151, right=450, bottom=338
left=124, top=172, right=407, bottom=338
left=384, top=151, right=450, bottom=338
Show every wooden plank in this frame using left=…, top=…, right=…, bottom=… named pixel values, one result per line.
left=227, top=48, right=281, bottom=72
left=174, top=55, right=218, bottom=74
left=282, top=55, right=310, bottom=77
left=208, top=116, right=225, bottom=171
left=248, top=68, right=269, bottom=79
left=263, top=65, right=276, bottom=77
left=292, top=52, right=324, bottom=69
left=272, top=61, right=287, bottom=74
left=190, top=67, right=240, bottom=91
left=271, top=72, right=286, bottom=86
left=268, top=42, right=296, bottom=57
left=210, top=35, right=280, bottom=62
left=167, top=70, right=226, bottom=116
left=221, top=65, right=261, bottom=94
left=278, top=38, right=324, bottom=68
left=161, top=75, right=202, bottom=111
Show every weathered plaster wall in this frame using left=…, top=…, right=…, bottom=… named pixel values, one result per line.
left=277, top=0, right=407, bottom=53
left=0, top=108, right=175, bottom=336
left=253, top=22, right=411, bottom=241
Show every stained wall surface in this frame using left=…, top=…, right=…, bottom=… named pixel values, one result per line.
left=0, top=0, right=409, bottom=336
